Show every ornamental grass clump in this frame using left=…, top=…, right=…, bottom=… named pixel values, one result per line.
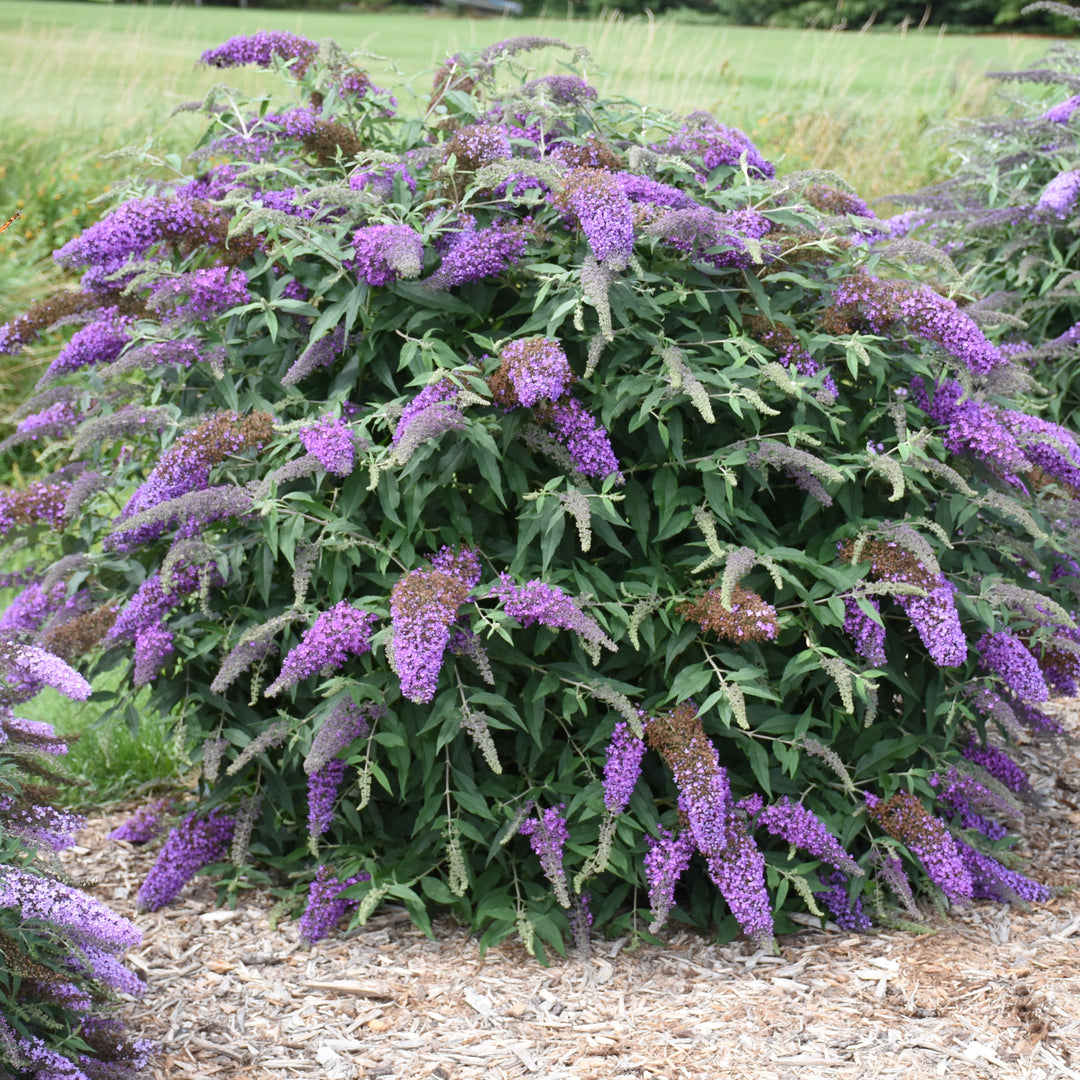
left=3, top=30, right=1080, bottom=959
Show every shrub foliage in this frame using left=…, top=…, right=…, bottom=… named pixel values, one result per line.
left=2, top=31, right=1077, bottom=965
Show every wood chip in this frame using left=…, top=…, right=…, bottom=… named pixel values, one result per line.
left=58, top=702, right=1080, bottom=1080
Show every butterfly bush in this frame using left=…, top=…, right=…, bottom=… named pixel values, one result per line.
left=2, top=30, right=1076, bottom=964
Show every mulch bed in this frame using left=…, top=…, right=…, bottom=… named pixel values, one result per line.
left=62, top=706, right=1080, bottom=1080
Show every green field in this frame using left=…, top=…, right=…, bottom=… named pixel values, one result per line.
left=0, top=1, right=1045, bottom=189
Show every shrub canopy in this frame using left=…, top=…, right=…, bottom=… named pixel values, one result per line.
left=1, top=31, right=1076, bottom=960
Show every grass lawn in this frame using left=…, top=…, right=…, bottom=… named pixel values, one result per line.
left=0, top=1, right=1046, bottom=194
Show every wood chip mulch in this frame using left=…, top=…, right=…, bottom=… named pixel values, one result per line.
left=61, top=704, right=1080, bottom=1080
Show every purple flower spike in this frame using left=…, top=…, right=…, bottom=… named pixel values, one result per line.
left=136, top=808, right=235, bottom=911
left=350, top=224, right=424, bottom=287
left=602, top=721, right=646, bottom=814
left=265, top=602, right=377, bottom=697
left=519, top=804, right=571, bottom=907
left=298, top=864, right=371, bottom=944
left=751, top=796, right=860, bottom=874
left=299, top=415, right=355, bottom=477
left=643, top=827, right=695, bottom=932
left=545, top=399, right=622, bottom=481
left=977, top=631, right=1049, bottom=703
left=498, top=337, right=573, bottom=407
left=390, top=548, right=481, bottom=703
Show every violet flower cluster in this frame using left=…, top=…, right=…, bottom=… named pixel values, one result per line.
left=299, top=415, right=355, bottom=477
left=136, top=807, right=236, bottom=911
left=961, top=733, right=1030, bottom=796
left=976, top=630, right=1049, bottom=702
left=109, top=799, right=172, bottom=845
left=425, top=219, right=529, bottom=290
left=493, top=572, right=616, bottom=656
left=643, top=827, right=695, bottom=932
left=498, top=337, right=573, bottom=406
left=653, top=112, right=775, bottom=183
left=843, top=597, right=887, bottom=666
left=392, top=379, right=466, bottom=460
left=819, top=870, right=872, bottom=931
left=42, top=308, right=136, bottom=382
left=831, top=272, right=1003, bottom=375
left=563, top=168, right=635, bottom=268
left=957, top=841, right=1051, bottom=904
left=298, top=865, right=371, bottom=944
left=265, top=602, right=377, bottom=696
left=519, top=804, right=571, bottom=907
left=866, top=791, right=973, bottom=903
left=1037, top=168, right=1080, bottom=217
left=602, top=721, right=646, bottom=814
left=749, top=795, right=860, bottom=874
left=350, top=224, right=424, bottom=287
left=928, top=766, right=1013, bottom=840
left=544, top=399, right=622, bottom=481
left=390, top=547, right=481, bottom=703
left=147, top=266, right=250, bottom=325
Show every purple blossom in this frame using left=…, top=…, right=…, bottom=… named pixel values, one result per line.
left=283, top=325, right=348, bottom=386
left=564, top=169, right=635, bottom=267
left=132, top=624, right=175, bottom=687
left=1, top=801, right=86, bottom=852
left=704, top=814, right=774, bottom=945
left=42, top=308, right=136, bottom=381
left=867, top=791, right=973, bottom=904
left=305, top=699, right=375, bottom=774
left=901, top=580, right=967, bottom=668
left=350, top=224, right=424, bottom=286
left=298, top=864, right=371, bottom=944
left=106, top=563, right=206, bottom=645
left=956, top=841, right=1051, bottom=903
left=3, top=645, right=92, bottom=701
left=750, top=796, right=859, bottom=874
left=653, top=112, right=775, bottom=182
left=299, top=415, right=355, bottom=477
left=147, top=267, right=250, bottom=325
left=308, top=759, right=347, bottom=838
left=833, top=273, right=1003, bottom=375
left=200, top=30, right=317, bottom=70
left=136, top=808, right=235, bottom=911
left=0, top=865, right=141, bottom=953
left=390, top=548, right=481, bottom=703
left=349, top=162, right=417, bottom=199
left=602, top=721, right=645, bottom=814
left=646, top=206, right=773, bottom=270
left=492, top=573, right=616, bottom=655
left=1037, top=169, right=1080, bottom=217
left=614, top=172, right=696, bottom=210
left=961, top=734, right=1030, bottom=796
left=519, top=804, right=571, bottom=906
left=0, top=480, right=69, bottom=538
left=108, top=799, right=171, bottom=844
left=843, top=597, right=887, bottom=666
left=643, top=827, right=695, bottom=932
left=265, top=602, right=377, bottom=697
left=545, top=399, right=622, bottom=481
left=425, top=220, right=529, bottom=290
left=392, top=379, right=465, bottom=455
left=977, top=631, right=1049, bottom=702
left=0, top=581, right=85, bottom=635
left=499, top=337, right=573, bottom=406
left=13, top=401, right=80, bottom=442
left=820, top=870, right=871, bottom=931
left=930, top=766, right=1013, bottom=839
left=1042, top=94, right=1080, bottom=123
left=55, top=196, right=227, bottom=278
left=911, top=378, right=1028, bottom=486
